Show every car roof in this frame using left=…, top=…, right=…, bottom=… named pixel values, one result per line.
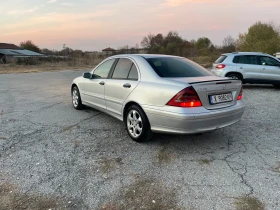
left=222, top=52, right=271, bottom=56
left=109, top=54, right=181, bottom=59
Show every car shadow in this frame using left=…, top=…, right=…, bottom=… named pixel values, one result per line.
left=243, top=84, right=275, bottom=89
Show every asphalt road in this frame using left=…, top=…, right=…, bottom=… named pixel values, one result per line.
left=0, top=70, right=280, bottom=210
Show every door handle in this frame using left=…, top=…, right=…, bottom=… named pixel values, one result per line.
left=239, top=67, right=243, bottom=69
left=99, top=81, right=105, bottom=85
left=262, top=68, right=266, bottom=70
left=123, top=83, right=131, bottom=88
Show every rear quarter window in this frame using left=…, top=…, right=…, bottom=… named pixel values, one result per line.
left=215, top=55, right=227, bottom=64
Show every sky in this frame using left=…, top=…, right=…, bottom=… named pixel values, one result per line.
left=1, top=0, right=280, bottom=51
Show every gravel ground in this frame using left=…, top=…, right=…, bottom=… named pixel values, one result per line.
left=0, top=70, right=280, bottom=210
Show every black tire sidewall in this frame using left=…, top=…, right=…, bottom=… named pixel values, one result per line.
left=228, top=73, right=242, bottom=81
left=125, top=105, right=152, bottom=142
left=72, top=86, right=83, bottom=110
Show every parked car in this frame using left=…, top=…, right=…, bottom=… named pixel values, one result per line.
left=211, top=52, right=280, bottom=88
left=71, top=54, right=244, bottom=142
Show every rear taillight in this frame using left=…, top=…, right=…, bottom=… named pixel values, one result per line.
left=237, top=86, right=243, bottom=100
left=216, top=64, right=226, bottom=70
left=167, top=86, right=202, bottom=108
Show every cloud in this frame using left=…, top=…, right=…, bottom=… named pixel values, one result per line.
left=163, top=0, right=217, bottom=7
left=60, top=2, right=74, bottom=7
left=47, top=0, right=57, bottom=3
left=8, top=7, right=38, bottom=16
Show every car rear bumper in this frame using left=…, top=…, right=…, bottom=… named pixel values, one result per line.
left=211, top=69, right=225, bottom=77
left=143, top=101, right=245, bottom=134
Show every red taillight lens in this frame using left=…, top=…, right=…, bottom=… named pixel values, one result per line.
left=237, top=86, right=243, bottom=100
left=216, top=64, right=226, bottom=69
left=167, top=86, right=202, bottom=108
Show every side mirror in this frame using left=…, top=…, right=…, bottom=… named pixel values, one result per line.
left=83, top=72, right=92, bottom=79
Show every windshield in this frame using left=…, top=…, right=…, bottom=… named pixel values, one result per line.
left=145, top=57, right=213, bottom=78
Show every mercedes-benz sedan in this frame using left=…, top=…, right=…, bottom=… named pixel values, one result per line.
left=71, top=54, right=245, bottom=142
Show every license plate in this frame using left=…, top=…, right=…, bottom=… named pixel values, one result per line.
left=209, top=93, right=233, bottom=104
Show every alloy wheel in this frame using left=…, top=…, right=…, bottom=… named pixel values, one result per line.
left=72, top=89, right=79, bottom=108
left=127, top=110, right=143, bottom=138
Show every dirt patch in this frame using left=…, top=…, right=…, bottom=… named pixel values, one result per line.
left=99, top=177, right=186, bottom=210
left=57, top=125, right=76, bottom=134
left=98, top=157, right=123, bottom=174
left=233, top=196, right=265, bottom=210
left=0, top=183, right=86, bottom=210
left=271, top=162, right=280, bottom=173
left=198, top=159, right=213, bottom=165
left=156, top=146, right=174, bottom=166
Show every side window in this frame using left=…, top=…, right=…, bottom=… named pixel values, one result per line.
left=233, top=55, right=257, bottom=65
left=93, top=59, right=115, bottom=78
left=128, top=64, right=138, bottom=80
left=112, top=58, right=133, bottom=79
left=259, top=56, right=280, bottom=66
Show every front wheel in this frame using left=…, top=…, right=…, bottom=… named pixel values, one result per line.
left=273, top=84, right=280, bottom=89
left=125, top=105, right=152, bottom=142
left=72, top=86, right=83, bottom=110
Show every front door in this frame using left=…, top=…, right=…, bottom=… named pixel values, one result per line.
left=105, top=58, right=140, bottom=119
left=83, top=58, right=116, bottom=111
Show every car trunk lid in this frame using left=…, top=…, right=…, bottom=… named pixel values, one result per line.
left=165, top=76, right=242, bottom=110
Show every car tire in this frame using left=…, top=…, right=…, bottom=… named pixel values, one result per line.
left=125, top=105, right=152, bottom=142
left=72, top=86, right=83, bottom=110
left=227, top=73, right=242, bottom=81
left=273, top=84, right=280, bottom=89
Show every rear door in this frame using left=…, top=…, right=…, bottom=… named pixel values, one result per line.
left=105, top=58, right=140, bottom=119
left=233, top=55, right=260, bottom=80
left=257, top=56, right=280, bottom=81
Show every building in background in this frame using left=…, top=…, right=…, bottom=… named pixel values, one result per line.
left=102, top=47, right=116, bottom=56
left=274, top=52, right=280, bottom=59
left=0, top=43, right=44, bottom=64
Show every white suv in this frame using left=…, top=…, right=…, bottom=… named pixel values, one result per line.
left=211, top=52, right=280, bottom=88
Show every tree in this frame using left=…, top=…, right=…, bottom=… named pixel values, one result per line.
left=194, top=37, right=213, bottom=56
left=195, top=37, right=211, bottom=50
left=19, top=40, right=41, bottom=53
left=222, top=35, right=236, bottom=53
left=41, top=48, right=54, bottom=55
left=141, top=33, right=154, bottom=50
left=237, top=21, right=280, bottom=54
left=73, top=50, right=83, bottom=57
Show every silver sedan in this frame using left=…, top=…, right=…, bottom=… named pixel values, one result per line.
left=71, top=54, right=245, bottom=142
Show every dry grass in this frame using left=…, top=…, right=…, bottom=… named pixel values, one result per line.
left=191, top=56, right=216, bottom=68
left=0, top=63, right=94, bottom=74
left=233, top=196, right=265, bottom=210
left=0, top=55, right=214, bottom=74
left=0, top=56, right=104, bottom=74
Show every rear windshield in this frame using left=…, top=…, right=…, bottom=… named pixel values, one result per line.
left=215, top=55, right=227, bottom=63
left=145, top=57, right=212, bottom=78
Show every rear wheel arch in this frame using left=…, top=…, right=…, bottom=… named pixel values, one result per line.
left=225, top=72, right=243, bottom=80
left=123, top=101, right=144, bottom=121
